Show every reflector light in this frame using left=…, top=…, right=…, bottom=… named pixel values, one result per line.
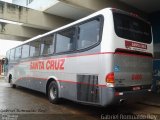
left=115, top=92, right=123, bottom=96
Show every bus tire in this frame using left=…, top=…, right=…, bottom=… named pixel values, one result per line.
left=48, top=81, right=60, bottom=104
left=9, top=75, right=16, bottom=88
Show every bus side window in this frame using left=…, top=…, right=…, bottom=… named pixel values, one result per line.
left=77, top=18, right=100, bottom=50
left=9, top=49, right=15, bottom=61
left=15, top=46, right=22, bottom=60
left=30, top=40, right=41, bottom=57
left=56, top=27, right=76, bottom=53
left=41, top=34, right=55, bottom=55
left=22, top=44, right=30, bottom=58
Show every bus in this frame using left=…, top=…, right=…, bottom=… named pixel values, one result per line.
left=4, top=8, right=153, bottom=106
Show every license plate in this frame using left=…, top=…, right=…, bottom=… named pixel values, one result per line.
left=133, top=86, right=141, bottom=91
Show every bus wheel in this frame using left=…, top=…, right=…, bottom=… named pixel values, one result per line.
left=48, top=81, right=60, bottom=104
left=12, top=84, right=16, bottom=88
left=9, top=75, right=16, bottom=88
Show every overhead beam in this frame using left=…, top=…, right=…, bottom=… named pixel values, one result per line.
left=0, top=1, right=73, bottom=30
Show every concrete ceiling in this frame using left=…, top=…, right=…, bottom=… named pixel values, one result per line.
left=44, top=1, right=94, bottom=20
left=119, top=0, right=160, bottom=13
left=44, top=0, right=160, bottom=20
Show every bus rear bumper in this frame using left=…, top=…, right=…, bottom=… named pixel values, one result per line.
left=113, top=89, right=150, bottom=104
left=101, top=87, right=151, bottom=106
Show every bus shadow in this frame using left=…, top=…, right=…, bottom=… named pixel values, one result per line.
left=15, top=86, right=145, bottom=118
left=15, top=86, right=47, bottom=99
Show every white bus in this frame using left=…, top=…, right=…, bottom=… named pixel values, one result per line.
left=4, top=8, right=153, bottom=106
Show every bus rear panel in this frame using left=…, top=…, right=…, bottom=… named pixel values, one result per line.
left=101, top=9, right=153, bottom=106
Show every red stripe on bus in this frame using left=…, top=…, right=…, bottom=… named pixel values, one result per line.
left=115, top=48, right=153, bottom=58
left=115, top=52, right=153, bottom=58
left=16, top=77, right=106, bottom=87
left=17, top=77, right=47, bottom=81
left=58, top=80, right=106, bottom=87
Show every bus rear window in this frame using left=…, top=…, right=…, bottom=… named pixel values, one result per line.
left=113, top=12, right=152, bottom=44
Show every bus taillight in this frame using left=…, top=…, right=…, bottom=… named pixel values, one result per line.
left=106, top=72, right=114, bottom=83
left=106, top=72, right=115, bottom=87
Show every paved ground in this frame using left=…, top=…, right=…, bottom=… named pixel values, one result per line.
left=0, top=78, right=159, bottom=120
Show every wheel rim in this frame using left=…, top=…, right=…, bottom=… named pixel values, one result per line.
left=49, top=85, right=57, bottom=100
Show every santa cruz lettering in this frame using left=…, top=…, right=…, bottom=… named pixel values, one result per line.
left=30, top=58, right=65, bottom=71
